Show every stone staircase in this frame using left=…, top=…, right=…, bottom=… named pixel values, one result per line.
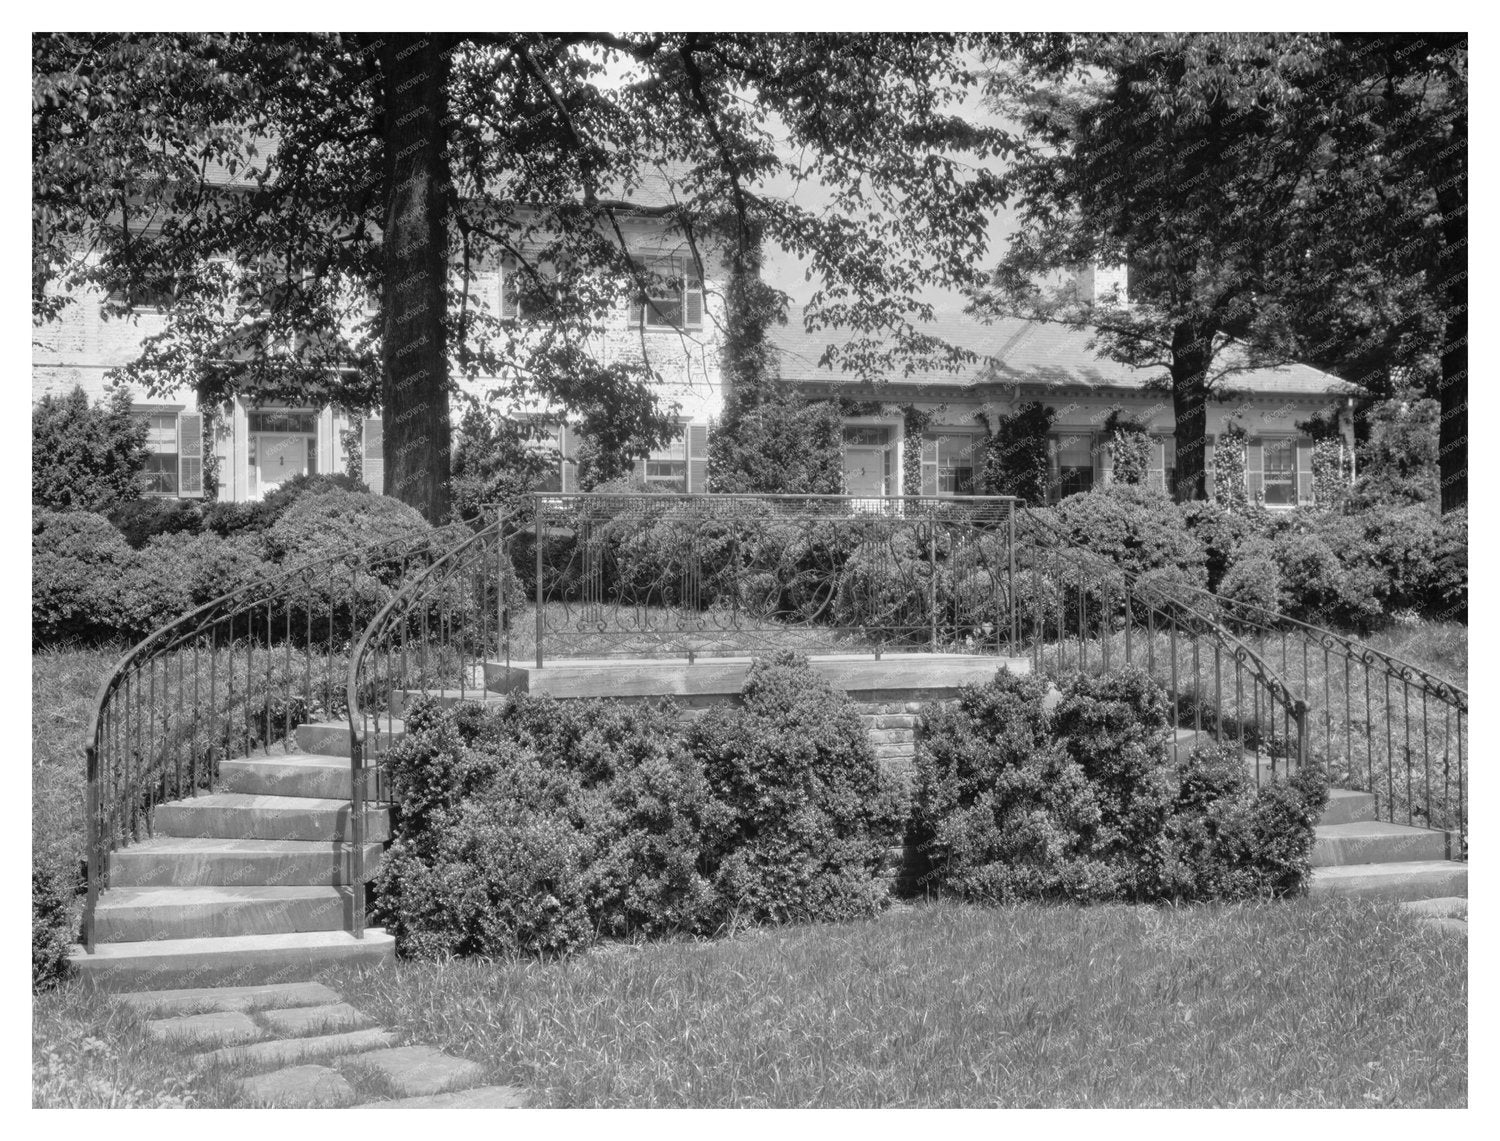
left=1169, top=728, right=1467, bottom=918
left=69, top=719, right=398, bottom=989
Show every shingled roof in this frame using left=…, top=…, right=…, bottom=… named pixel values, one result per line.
left=771, top=309, right=1358, bottom=397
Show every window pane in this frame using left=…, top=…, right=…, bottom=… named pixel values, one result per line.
left=1263, top=439, right=1294, bottom=505
left=842, top=425, right=892, bottom=446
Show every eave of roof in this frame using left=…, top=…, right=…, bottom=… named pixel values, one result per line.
left=770, top=311, right=1360, bottom=399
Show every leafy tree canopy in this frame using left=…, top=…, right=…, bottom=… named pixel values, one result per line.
left=973, top=32, right=1464, bottom=506
left=33, top=32, right=1010, bottom=520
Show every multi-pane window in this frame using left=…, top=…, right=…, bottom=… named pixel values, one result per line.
left=140, top=413, right=180, bottom=495
left=1148, top=435, right=1177, bottom=495
left=248, top=409, right=318, bottom=434
left=1261, top=438, right=1296, bottom=506
left=630, top=258, right=703, bottom=329
left=108, top=276, right=177, bottom=311
left=1051, top=433, right=1095, bottom=500
left=922, top=432, right=981, bottom=496
left=644, top=460, right=688, bottom=492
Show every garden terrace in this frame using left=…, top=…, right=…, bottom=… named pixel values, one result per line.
left=67, top=493, right=1467, bottom=983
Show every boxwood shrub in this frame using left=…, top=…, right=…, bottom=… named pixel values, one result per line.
left=373, top=653, right=907, bottom=959
left=911, top=665, right=1328, bottom=904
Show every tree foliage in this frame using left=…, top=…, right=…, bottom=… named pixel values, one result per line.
left=34, top=33, right=1009, bottom=520
left=32, top=385, right=149, bottom=512
left=975, top=33, right=1465, bottom=507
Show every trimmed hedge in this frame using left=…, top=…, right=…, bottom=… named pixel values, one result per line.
left=373, top=654, right=906, bottom=959
left=32, top=511, right=139, bottom=646
left=911, top=666, right=1328, bottom=904
left=689, top=653, right=908, bottom=927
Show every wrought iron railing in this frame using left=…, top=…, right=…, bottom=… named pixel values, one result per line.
left=86, top=491, right=1462, bottom=953
left=525, top=493, right=1019, bottom=663
left=344, top=513, right=519, bottom=936
left=1010, top=507, right=1310, bottom=779
left=1171, top=586, right=1466, bottom=854
left=79, top=522, right=476, bottom=951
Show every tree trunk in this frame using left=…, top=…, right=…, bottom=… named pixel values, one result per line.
left=1436, top=109, right=1466, bottom=515
left=380, top=35, right=452, bottom=523
left=1169, top=319, right=1215, bottom=502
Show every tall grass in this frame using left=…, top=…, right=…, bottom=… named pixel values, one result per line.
left=323, top=897, right=1464, bottom=1108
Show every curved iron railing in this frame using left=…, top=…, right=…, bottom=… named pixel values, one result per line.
left=80, top=521, right=477, bottom=951
left=344, top=514, right=518, bottom=936
left=1170, top=585, right=1466, bottom=853
left=1010, top=506, right=1310, bottom=777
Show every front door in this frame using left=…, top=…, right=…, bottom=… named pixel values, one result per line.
left=843, top=446, right=887, bottom=498
left=256, top=434, right=307, bottom=497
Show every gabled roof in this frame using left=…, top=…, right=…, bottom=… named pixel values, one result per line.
left=771, top=309, right=1358, bottom=398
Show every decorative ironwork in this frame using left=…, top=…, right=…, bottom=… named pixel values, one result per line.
left=527, top=493, right=1020, bottom=662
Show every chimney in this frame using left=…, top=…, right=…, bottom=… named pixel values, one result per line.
left=1074, top=263, right=1128, bottom=309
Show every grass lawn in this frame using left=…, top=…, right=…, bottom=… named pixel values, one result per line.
left=34, top=897, right=1466, bottom=1107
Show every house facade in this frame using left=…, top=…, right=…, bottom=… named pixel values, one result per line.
left=768, top=292, right=1358, bottom=509
left=32, top=201, right=726, bottom=503
left=34, top=244, right=1353, bottom=510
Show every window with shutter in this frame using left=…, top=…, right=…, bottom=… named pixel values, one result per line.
left=178, top=412, right=204, bottom=498
left=632, top=258, right=702, bottom=330
left=1147, top=437, right=1165, bottom=491
left=362, top=417, right=384, bottom=494
left=135, top=411, right=181, bottom=495
left=1051, top=432, right=1094, bottom=501
left=1261, top=438, right=1295, bottom=506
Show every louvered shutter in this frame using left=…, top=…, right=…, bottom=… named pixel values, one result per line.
left=920, top=437, right=939, bottom=496
left=1147, top=438, right=1165, bottom=492
left=1096, top=435, right=1112, bottom=487
left=178, top=412, right=204, bottom=498
left=363, top=417, right=384, bottom=494
left=1203, top=436, right=1215, bottom=502
left=559, top=425, right=578, bottom=493
left=687, top=423, right=709, bottom=493
left=684, top=272, right=703, bottom=328
left=634, top=457, right=648, bottom=484
left=1246, top=440, right=1264, bottom=503
left=1296, top=438, right=1314, bottom=506
left=1046, top=436, right=1061, bottom=503
left=499, top=255, right=520, bottom=320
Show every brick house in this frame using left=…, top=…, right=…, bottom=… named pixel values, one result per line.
left=31, top=163, right=725, bottom=503
left=35, top=221, right=1353, bottom=507
left=769, top=268, right=1359, bottom=507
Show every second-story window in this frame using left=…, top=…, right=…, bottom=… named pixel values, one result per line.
left=629, top=258, right=703, bottom=330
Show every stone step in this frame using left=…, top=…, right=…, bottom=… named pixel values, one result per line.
left=297, top=719, right=404, bottom=755
left=68, top=928, right=395, bottom=990
left=237, top=1064, right=357, bottom=1108
left=389, top=688, right=500, bottom=719
left=107, top=837, right=384, bottom=887
left=362, top=1085, right=530, bottom=1108
left=259, top=1002, right=373, bottom=1037
left=153, top=793, right=390, bottom=843
left=112, top=980, right=344, bottom=1016
left=218, top=754, right=376, bottom=801
left=145, top=1009, right=261, bottom=1048
left=94, top=885, right=352, bottom=942
left=1320, top=788, right=1378, bottom=827
left=1309, top=860, right=1468, bottom=902
left=1399, top=896, right=1467, bottom=919
left=198, top=1026, right=398, bottom=1073
left=338, top=1044, right=485, bottom=1098
left=1312, top=821, right=1452, bottom=867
